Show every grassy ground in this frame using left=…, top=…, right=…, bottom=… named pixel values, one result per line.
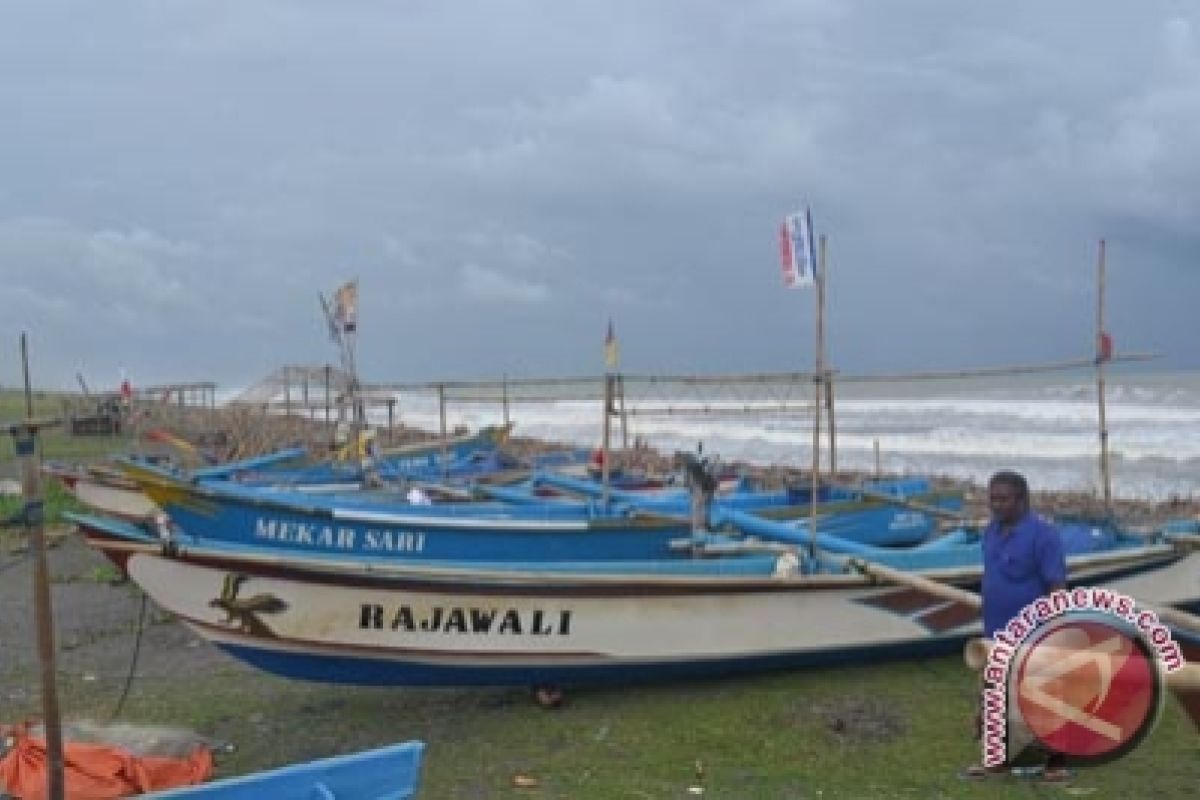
left=13, top=610, right=1200, bottom=800
left=0, top=390, right=132, bottom=525
left=1, top=391, right=1196, bottom=798
left=0, top=390, right=134, bottom=464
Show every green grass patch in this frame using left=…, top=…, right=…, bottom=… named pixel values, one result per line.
left=0, top=478, right=87, bottom=527
left=14, top=655, right=1196, bottom=799
left=0, top=389, right=134, bottom=462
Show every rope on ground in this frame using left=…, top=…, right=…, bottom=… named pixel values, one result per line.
left=108, top=591, right=149, bottom=722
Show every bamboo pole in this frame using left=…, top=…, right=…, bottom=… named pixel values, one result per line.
left=848, top=557, right=982, bottom=608
left=821, top=237, right=836, bottom=476
left=360, top=352, right=1157, bottom=397
left=809, top=234, right=827, bottom=560
left=618, top=374, right=629, bottom=450
left=601, top=374, right=612, bottom=507
left=438, top=383, right=448, bottom=480
left=501, top=375, right=510, bottom=428
left=873, top=438, right=882, bottom=479
left=1096, top=239, right=1113, bottom=512
left=323, top=365, right=331, bottom=430
left=826, top=371, right=836, bottom=475
left=15, top=335, right=65, bottom=800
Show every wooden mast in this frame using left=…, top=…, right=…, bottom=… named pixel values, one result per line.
left=824, top=243, right=836, bottom=475
left=809, top=234, right=827, bottom=560
left=601, top=321, right=618, bottom=507
left=1096, top=239, right=1113, bottom=512
left=601, top=373, right=612, bottom=507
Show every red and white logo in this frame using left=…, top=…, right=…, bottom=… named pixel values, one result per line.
left=1011, top=615, right=1164, bottom=764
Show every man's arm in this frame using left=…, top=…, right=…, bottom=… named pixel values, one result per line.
left=1037, top=519, right=1068, bottom=595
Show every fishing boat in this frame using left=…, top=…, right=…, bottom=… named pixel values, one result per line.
left=199, top=424, right=516, bottom=488
left=43, top=462, right=160, bottom=522
left=521, top=471, right=964, bottom=547
left=47, top=424, right=525, bottom=523
left=43, top=448, right=313, bottom=521
left=71, top=512, right=1199, bottom=688
left=113, top=456, right=970, bottom=563
left=145, top=740, right=425, bottom=799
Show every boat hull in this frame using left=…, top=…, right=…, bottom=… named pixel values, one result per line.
left=108, top=540, right=1198, bottom=688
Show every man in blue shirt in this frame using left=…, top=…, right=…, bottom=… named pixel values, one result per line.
left=965, top=470, right=1069, bottom=782
left=981, top=471, right=1067, bottom=638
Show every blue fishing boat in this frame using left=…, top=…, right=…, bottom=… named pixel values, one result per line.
left=521, top=471, right=964, bottom=547
left=120, top=462, right=697, bottom=561
left=145, top=740, right=425, bottom=799
left=191, top=424, right=518, bottom=489
left=116, top=456, right=969, bottom=563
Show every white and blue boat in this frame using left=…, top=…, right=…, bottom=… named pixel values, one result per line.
left=72, top=511, right=1199, bottom=689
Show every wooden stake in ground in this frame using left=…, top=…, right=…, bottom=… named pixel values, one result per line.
left=7, top=333, right=65, bottom=800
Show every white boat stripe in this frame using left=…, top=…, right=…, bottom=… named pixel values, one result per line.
left=330, top=508, right=590, bottom=530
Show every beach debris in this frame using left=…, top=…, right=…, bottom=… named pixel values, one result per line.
left=1, top=720, right=213, bottom=797
left=512, top=772, right=540, bottom=788
left=532, top=686, right=565, bottom=708
left=807, top=696, right=908, bottom=744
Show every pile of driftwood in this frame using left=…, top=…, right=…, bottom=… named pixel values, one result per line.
left=126, top=402, right=435, bottom=466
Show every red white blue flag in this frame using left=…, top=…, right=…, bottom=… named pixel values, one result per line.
left=779, top=208, right=816, bottom=288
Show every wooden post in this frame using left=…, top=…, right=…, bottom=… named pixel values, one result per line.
left=1096, top=240, right=1113, bottom=511
left=874, top=438, right=882, bottom=479
left=809, top=234, right=827, bottom=560
left=283, top=366, right=292, bottom=417
left=825, top=372, right=836, bottom=476
left=821, top=239, right=836, bottom=477
left=14, top=335, right=65, bottom=800
left=438, top=383, right=448, bottom=479
left=387, top=397, right=395, bottom=440
left=601, top=374, right=612, bottom=507
left=501, top=375, right=510, bottom=428
left=618, top=374, right=629, bottom=450
left=323, top=365, right=332, bottom=427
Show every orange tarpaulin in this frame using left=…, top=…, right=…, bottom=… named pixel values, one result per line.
left=0, top=723, right=213, bottom=800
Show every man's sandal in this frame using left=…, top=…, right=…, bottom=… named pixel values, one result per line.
left=959, top=764, right=1007, bottom=780
left=1039, top=766, right=1075, bottom=783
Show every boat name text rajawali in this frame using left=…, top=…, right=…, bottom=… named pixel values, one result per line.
left=359, top=604, right=573, bottom=636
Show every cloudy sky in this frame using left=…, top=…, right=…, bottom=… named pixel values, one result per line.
left=2, top=1, right=1198, bottom=391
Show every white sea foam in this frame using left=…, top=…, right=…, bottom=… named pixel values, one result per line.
left=361, top=371, right=1200, bottom=500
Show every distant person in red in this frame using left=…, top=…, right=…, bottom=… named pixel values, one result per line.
left=963, top=471, right=1070, bottom=783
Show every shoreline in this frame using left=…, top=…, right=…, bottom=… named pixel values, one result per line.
left=501, top=433, right=1200, bottom=529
